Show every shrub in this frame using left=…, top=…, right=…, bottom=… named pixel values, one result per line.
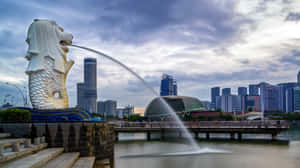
left=128, top=115, right=146, bottom=121
left=0, top=108, right=31, bottom=122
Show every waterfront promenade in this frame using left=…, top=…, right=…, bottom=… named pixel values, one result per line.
left=114, top=120, right=289, bottom=141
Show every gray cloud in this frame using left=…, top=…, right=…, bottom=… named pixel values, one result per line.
left=285, top=12, right=300, bottom=22
left=0, top=0, right=298, bottom=108
left=280, top=50, right=300, bottom=65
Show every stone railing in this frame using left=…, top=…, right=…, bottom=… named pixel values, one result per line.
left=0, top=122, right=114, bottom=160
left=115, top=120, right=289, bottom=129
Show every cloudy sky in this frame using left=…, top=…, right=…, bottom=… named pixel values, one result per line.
left=0, top=0, right=300, bottom=109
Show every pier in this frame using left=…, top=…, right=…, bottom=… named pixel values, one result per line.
left=114, top=120, right=289, bottom=141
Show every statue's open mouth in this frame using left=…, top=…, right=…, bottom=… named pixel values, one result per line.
left=60, top=40, right=71, bottom=46
left=60, top=40, right=71, bottom=52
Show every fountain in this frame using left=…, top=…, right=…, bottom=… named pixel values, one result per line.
left=70, top=44, right=230, bottom=155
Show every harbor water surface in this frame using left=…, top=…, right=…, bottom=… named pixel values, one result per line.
left=114, top=129, right=300, bottom=168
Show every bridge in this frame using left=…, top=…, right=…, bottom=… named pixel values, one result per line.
left=114, top=120, right=289, bottom=141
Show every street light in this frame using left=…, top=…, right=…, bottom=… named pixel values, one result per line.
left=5, top=82, right=28, bottom=107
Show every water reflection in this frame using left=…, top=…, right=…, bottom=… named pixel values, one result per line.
left=115, top=129, right=300, bottom=168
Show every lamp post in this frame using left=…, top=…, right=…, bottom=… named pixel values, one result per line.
left=5, top=82, right=28, bottom=107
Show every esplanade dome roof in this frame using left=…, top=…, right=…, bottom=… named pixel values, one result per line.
left=145, top=96, right=207, bottom=117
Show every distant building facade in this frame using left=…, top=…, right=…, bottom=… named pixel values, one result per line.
left=216, top=95, right=242, bottom=113
left=238, top=87, right=247, bottom=112
left=211, top=87, right=220, bottom=109
left=249, top=84, right=259, bottom=96
left=244, top=96, right=261, bottom=112
left=278, top=82, right=297, bottom=113
left=77, top=58, right=97, bottom=113
left=298, top=71, right=300, bottom=85
left=160, top=74, right=177, bottom=96
left=222, top=88, right=231, bottom=96
left=238, top=87, right=247, bottom=96
left=97, top=100, right=117, bottom=117
left=260, top=83, right=280, bottom=112
left=117, top=105, right=134, bottom=119
left=294, top=87, right=300, bottom=112
left=97, top=101, right=105, bottom=116
left=286, top=88, right=294, bottom=113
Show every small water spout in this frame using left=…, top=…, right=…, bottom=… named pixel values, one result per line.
left=70, top=44, right=200, bottom=150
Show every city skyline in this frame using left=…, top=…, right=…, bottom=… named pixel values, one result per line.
left=1, top=0, right=300, bottom=108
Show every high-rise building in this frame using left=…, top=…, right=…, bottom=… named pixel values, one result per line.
left=77, top=58, right=97, bottom=113
left=260, top=83, right=280, bottom=112
left=286, top=88, right=294, bottom=112
left=278, top=82, right=297, bottom=113
left=294, top=87, right=300, bottom=112
left=211, top=87, right=220, bottom=109
left=238, top=87, right=247, bottom=96
left=97, top=100, right=117, bottom=117
left=160, top=74, right=177, bottom=96
left=117, top=105, right=134, bottom=119
left=238, top=87, right=247, bottom=112
left=217, top=95, right=242, bottom=113
left=298, top=71, right=300, bottom=85
left=222, top=88, right=231, bottom=96
left=173, top=81, right=177, bottom=96
left=245, top=96, right=261, bottom=112
left=77, top=83, right=85, bottom=108
left=249, top=84, right=259, bottom=96
left=105, top=100, right=117, bottom=117
left=97, top=101, right=105, bottom=116
left=216, top=96, right=222, bottom=110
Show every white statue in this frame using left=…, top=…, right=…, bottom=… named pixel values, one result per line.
left=25, top=19, right=74, bottom=109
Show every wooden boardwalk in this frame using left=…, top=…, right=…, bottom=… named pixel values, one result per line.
left=114, top=120, right=289, bottom=141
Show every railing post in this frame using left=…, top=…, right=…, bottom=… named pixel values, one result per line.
left=115, top=132, right=119, bottom=141
left=147, top=132, right=151, bottom=141
left=238, top=133, right=242, bottom=141
left=0, top=145, right=4, bottom=157
left=195, top=132, right=199, bottom=139
left=230, top=133, right=235, bottom=140
left=272, top=133, right=277, bottom=140
left=206, top=132, right=210, bottom=140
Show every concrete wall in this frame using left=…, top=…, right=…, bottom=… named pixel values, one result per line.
left=0, top=122, right=114, bottom=160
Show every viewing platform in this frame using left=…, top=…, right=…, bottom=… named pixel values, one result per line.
left=114, top=120, right=290, bottom=141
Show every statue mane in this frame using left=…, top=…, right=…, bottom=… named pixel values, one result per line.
left=25, top=19, right=73, bottom=74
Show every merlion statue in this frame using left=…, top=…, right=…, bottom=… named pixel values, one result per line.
left=25, top=19, right=74, bottom=109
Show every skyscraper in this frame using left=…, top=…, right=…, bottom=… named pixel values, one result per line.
left=173, top=81, right=177, bottom=96
left=84, top=58, right=97, bottom=89
left=286, top=88, right=294, bottom=112
left=104, top=100, right=117, bottom=116
left=238, top=87, right=247, bottom=96
left=249, top=84, right=259, bottom=96
left=294, top=87, right=300, bottom=112
left=246, top=96, right=261, bottom=112
left=97, top=101, right=105, bottom=116
left=222, top=88, right=231, bottom=96
left=238, top=87, right=247, bottom=112
left=97, top=100, right=117, bottom=117
left=160, top=74, right=177, bottom=96
left=211, top=87, right=220, bottom=109
left=278, top=82, right=297, bottom=113
left=77, top=58, right=97, bottom=113
left=260, top=83, right=280, bottom=112
left=218, top=95, right=242, bottom=113
left=298, top=71, right=300, bottom=85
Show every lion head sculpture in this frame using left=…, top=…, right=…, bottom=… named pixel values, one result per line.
left=25, top=19, right=74, bottom=109
left=25, top=19, right=73, bottom=74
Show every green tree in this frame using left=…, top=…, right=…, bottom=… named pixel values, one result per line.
left=0, top=108, right=31, bottom=122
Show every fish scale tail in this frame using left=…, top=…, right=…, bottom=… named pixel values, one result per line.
left=28, top=57, right=55, bottom=109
